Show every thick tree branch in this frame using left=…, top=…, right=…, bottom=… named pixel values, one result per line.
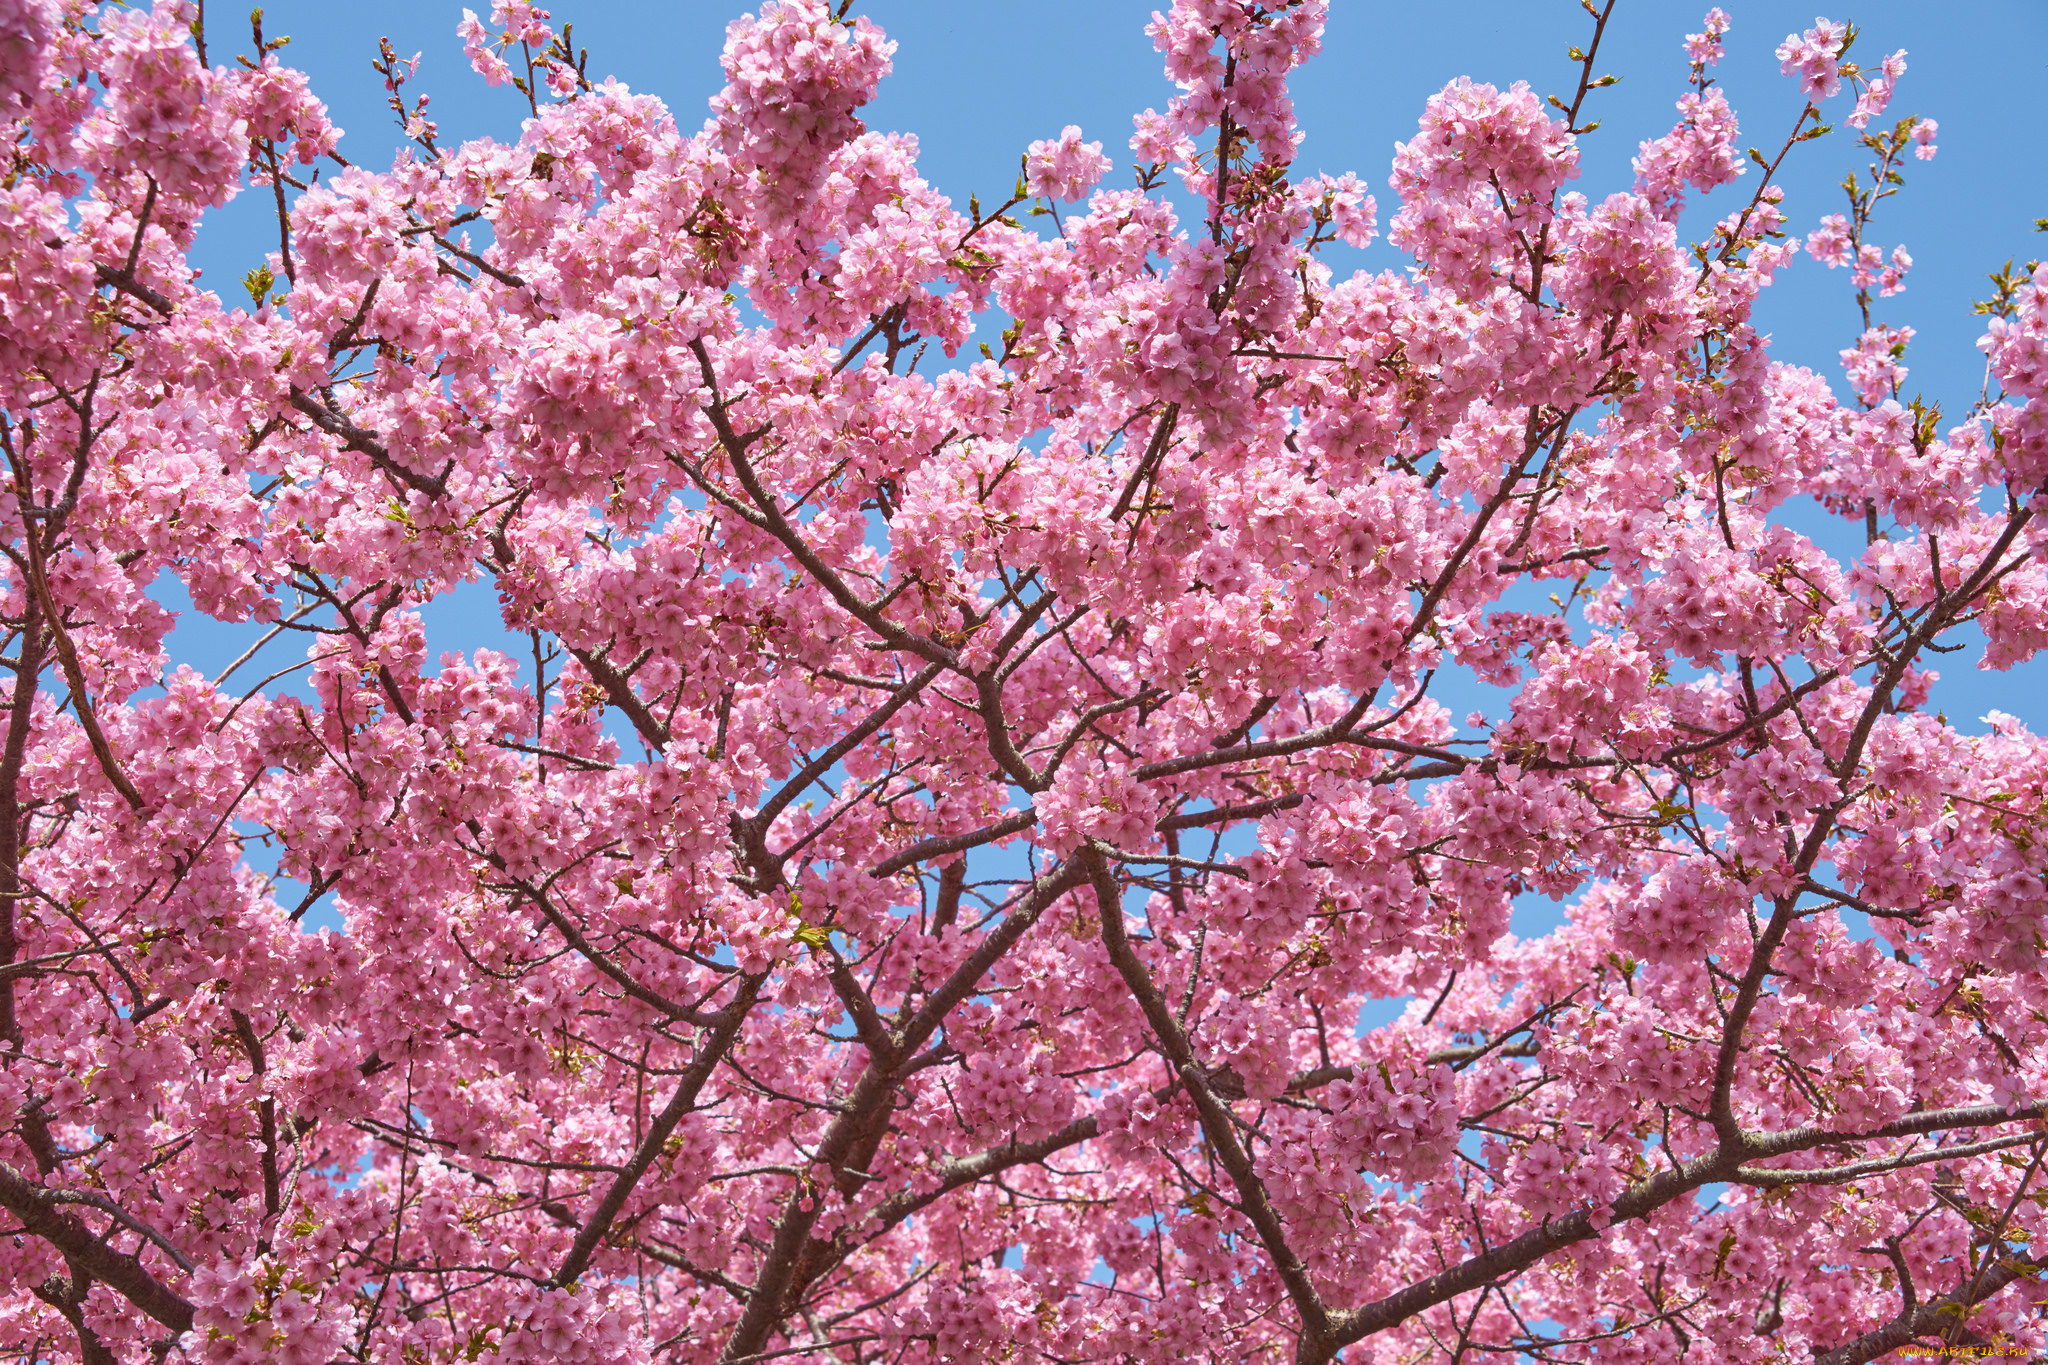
left=0, top=1161, right=194, bottom=1334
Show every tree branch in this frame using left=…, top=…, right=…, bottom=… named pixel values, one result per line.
left=0, top=1161, right=194, bottom=1334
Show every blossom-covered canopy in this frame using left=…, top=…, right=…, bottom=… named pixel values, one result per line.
left=1, top=1, right=2044, bottom=1362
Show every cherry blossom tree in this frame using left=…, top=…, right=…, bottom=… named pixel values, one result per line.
left=3, top=0, right=2047, bottom=1361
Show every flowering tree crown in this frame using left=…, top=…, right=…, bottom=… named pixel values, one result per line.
left=1, top=1, right=2046, bottom=1363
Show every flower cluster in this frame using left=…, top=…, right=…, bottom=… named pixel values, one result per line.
left=1776, top=17, right=1850, bottom=101
left=1024, top=125, right=1111, bottom=203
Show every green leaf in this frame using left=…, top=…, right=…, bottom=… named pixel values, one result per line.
left=1712, top=1230, right=1737, bottom=1279
left=242, top=264, right=274, bottom=306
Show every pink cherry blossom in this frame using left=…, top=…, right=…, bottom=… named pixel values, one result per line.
left=458, top=8, right=515, bottom=87
left=0, top=0, right=57, bottom=116
left=1684, top=9, right=1729, bottom=69
left=1807, top=211, right=1853, bottom=266
left=1024, top=125, right=1111, bottom=202
left=1777, top=17, right=1850, bottom=100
